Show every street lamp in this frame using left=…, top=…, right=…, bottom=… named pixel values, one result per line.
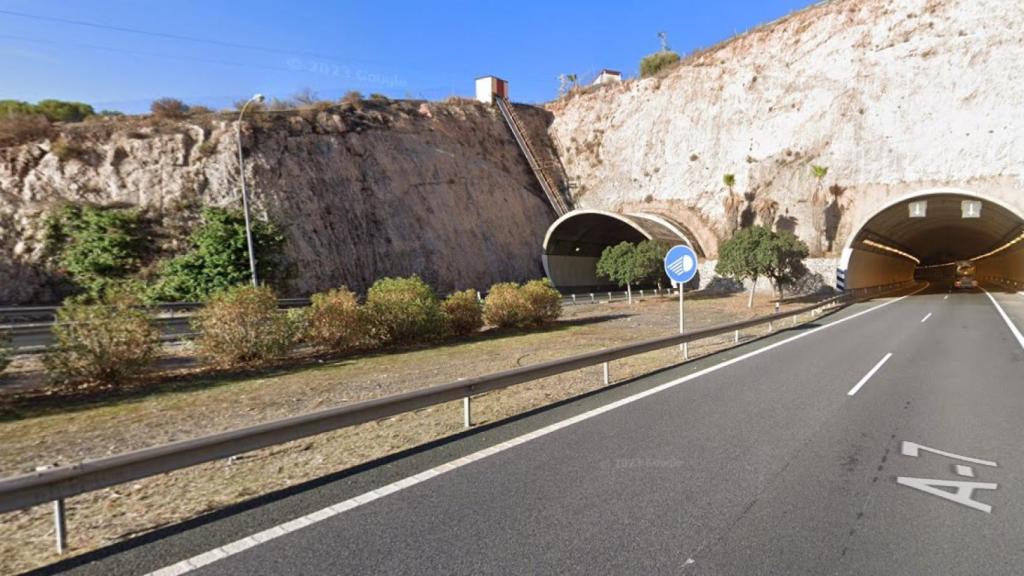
left=237, top=93, right=265, bottom=287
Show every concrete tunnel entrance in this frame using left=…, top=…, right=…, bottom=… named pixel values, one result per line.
left=542, top=210, right=702, bottom=292
left=839, top=191, right=1024, bottom=290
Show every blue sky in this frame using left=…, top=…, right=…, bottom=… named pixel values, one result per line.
left=0, top=0, right=817, bottom=113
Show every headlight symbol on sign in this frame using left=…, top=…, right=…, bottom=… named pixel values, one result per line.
left=664, top=245, right=699, bottom=284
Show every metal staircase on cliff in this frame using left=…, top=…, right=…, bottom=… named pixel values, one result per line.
left=495, top=97, right=572, bottom=216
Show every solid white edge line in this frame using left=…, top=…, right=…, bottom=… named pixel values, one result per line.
left=921, top=313, right=933, bottom=323
left=846, top=352, right=894, bottom=396
left=146, top=286, right=925, bottom=576
left=982, top=289, right=1024, bottom=351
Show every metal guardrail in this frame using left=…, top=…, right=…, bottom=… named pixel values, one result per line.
left=0, top=298, right=312, bottom=324
left=0, top=281, right=916, bottom=553
left=979, top=276, right=1024, bottom=291
left=4, top=291, right=645, bottom=354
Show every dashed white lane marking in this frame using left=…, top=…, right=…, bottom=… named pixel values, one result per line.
left=921, top=313, right=933, bottom=323
left=847, top=352, right=894, bottom=396
left=147, top=288, right=925, bottom=576
left=982, top=289, right=1024, bottom=351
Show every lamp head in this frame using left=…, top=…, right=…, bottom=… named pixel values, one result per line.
left=252, top=94, right=265, bottom=103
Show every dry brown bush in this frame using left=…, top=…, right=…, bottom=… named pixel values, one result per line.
left=304, top=287, right=370, bottom=352
left=150, top=98, right=190, bottom=119
left=193, top=285, right=298, bottom=368
left=43, top=293, right=159, bottom=384
left=441, top=289, right=483, bottom=337
left=0, top=114, right=53, bottom=146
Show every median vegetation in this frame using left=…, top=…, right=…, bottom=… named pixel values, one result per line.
left=43, top=293, right=160, bottom=384
left=35, top=276, right=563, bottom=386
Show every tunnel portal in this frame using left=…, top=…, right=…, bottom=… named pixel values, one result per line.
left=542, top=210, right=701, bottom=292
left=840, top=191, right=1024, bottom=290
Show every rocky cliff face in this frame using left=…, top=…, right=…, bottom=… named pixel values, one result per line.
left=0, top=99, right=559, bottom=303
left=547, top=0, right=1024, bottom=258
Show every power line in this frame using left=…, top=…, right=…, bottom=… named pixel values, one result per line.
left=0, top=7, right=393, bottom=66
left=0, top=34, right=300, bottom=74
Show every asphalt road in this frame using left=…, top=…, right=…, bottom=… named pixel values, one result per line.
left=41, top=283, right=1024, bottom=576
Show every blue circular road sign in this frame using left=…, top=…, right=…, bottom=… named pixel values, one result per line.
left=664, top=245, right=699, bottom=284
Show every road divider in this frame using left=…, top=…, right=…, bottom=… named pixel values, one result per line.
left=847, top=352, right=894, bottom=396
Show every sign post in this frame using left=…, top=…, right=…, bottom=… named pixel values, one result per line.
left=664, top=245, right=699, bottom=360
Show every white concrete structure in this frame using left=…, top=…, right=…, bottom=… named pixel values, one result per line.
left=475, top=76, right=509, bottom=104
left=592, top=69, right=622, bottom=86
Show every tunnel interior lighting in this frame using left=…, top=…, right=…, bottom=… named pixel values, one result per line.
left=917, top=261, right=958, bottom=269
left=908, top=200, right=928, bottom=218
left=862, top=239, right=921, bottom=264
left=970, top=230, right=1024, bottom=262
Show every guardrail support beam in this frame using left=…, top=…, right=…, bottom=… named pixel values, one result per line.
left=53, top=498, right=67, bottom=554
left=463, top=397, right=472, bottom=428
left=602, top=362, right=609, bottom=385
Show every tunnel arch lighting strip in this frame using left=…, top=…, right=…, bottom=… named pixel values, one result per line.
left=861, top=239, right=921, bottom=264
left=970, top=230, right=1024, bottom=262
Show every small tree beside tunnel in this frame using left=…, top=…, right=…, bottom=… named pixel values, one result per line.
left=716, top=226, right=809, bottom=307
left=596, top=240, right=666, bottom=304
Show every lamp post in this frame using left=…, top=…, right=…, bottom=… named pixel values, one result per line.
left=236, top=93, right=264, bottom=287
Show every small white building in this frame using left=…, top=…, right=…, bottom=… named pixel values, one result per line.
left=592, top=69, right=622, bottom=86
left=475, top=76, right=510, bottom=104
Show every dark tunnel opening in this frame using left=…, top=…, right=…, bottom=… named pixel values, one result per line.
left=840, top=193, right=1024, bottom=290
left=542, top=210, right=700, bottom=292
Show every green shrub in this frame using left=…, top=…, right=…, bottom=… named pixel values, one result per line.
left=149, top=208, right=288, bottom=302
left=521, top=279, right=562, bottom=325
left=640, top=51, right=681, bottom=77
left=364, top=276, right=443, bottom=345
left=197, top=139, right=218, bottom=157
left=43, top=293, right=159, bottom=384
left=442, top=289, right=483, bottom=337
left=305, top=287, right=369, bottom=352
left=193, top=285, right=297, bottom=367
left=483, top=282, right=531, bottom=329
left=33, top=99, right=95, bottom=122
left=0, top=99, right=35, bottom=116
left=44, top=204, right=148, bottom=299
left=50, top=138, right=90, bottom=162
